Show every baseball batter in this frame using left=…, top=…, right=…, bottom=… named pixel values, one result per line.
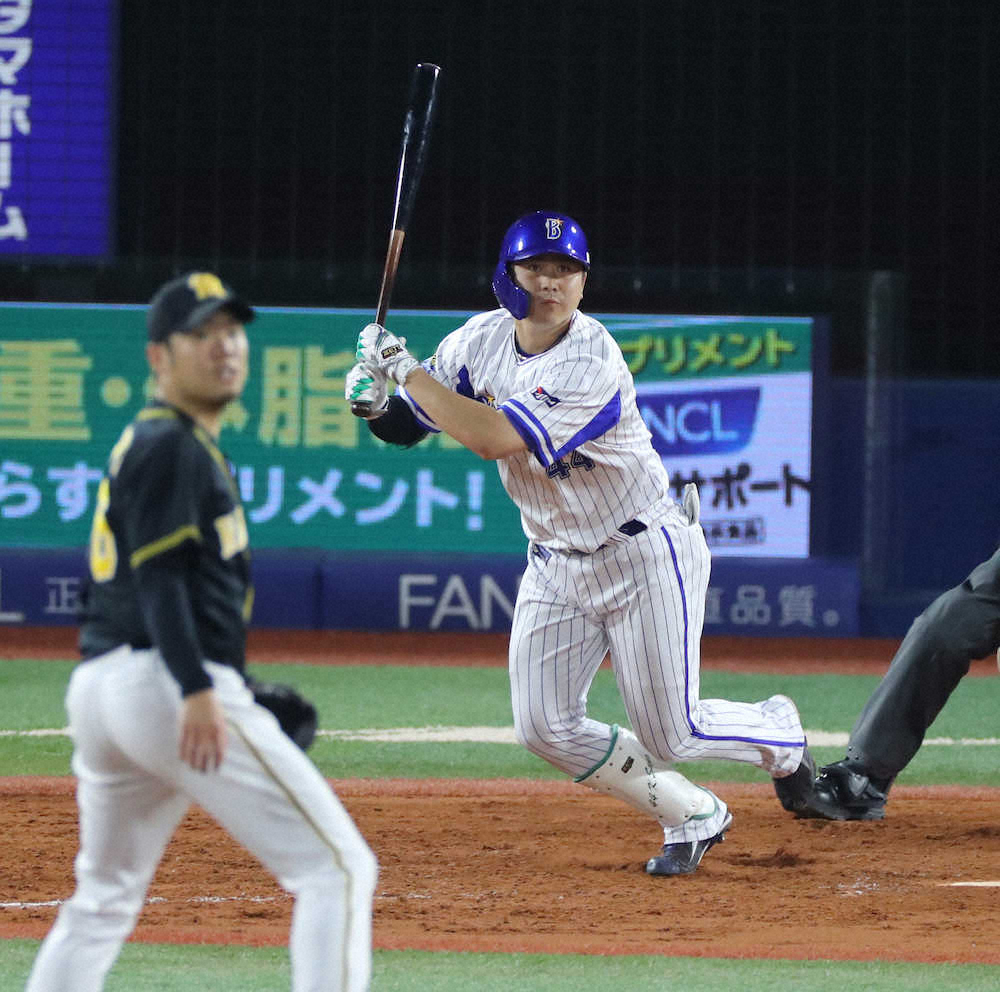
left=346, top=211, right=814, bottom=874
left=26, top=273, right=376, bottom=992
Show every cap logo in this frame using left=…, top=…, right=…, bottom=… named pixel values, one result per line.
left=187, top=272, right=226, bottom=301
left=545, top=217, right=563, bottom=240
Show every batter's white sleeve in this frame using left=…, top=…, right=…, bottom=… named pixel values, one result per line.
left=498, top=354, right=620, bottom=468
left=397, top=320, right=479, bottom=432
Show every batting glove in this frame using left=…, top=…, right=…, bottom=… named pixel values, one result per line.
left=345, top=362, right=390, bottom=419
left=356, top=322, right=420, bottom=386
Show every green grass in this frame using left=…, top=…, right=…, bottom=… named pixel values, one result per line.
left=3, top=941, right=999, bottom=992
left=0, top=737, right=921, bottom=782
left=6, top=659, right=999, bottom=738
left=2, top=658, right=998, bottom=782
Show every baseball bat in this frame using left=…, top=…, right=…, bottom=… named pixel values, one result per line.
left=351, top=62, right=441, bottom=417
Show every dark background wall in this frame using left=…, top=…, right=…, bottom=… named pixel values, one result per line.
left=2, top=0, right=996, bottom=378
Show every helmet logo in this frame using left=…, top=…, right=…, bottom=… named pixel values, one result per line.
left=187, top=272, right=226, bottom=300
left=545, top=217, right=563, bottom=240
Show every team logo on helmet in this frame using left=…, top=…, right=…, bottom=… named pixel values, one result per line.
left=545, top=217, right=563, bottom=240
left=187, top=272, right=227, bottom=300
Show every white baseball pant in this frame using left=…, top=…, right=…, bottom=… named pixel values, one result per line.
left=25, top=647, right=376, bottom=992
left=509, top=500, right=805, bottom=841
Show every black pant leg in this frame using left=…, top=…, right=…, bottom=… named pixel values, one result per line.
left=847, top=547, right=1000, bottom=783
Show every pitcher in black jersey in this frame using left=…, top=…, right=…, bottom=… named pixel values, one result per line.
left=27, top=273, right=377, bottom=992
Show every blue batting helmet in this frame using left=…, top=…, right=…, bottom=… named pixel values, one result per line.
left=492, top=211, right=590, bottom=319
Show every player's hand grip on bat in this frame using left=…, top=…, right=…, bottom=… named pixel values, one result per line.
left=356, top=322, right=420, bottom=385
left=345, top=362, right=390, bottom=420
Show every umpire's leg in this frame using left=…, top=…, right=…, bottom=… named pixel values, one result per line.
left=848, top=547, right=1000, bottom=783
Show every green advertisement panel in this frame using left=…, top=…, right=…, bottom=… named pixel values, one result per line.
left=0, top=304, right=812, bottom=552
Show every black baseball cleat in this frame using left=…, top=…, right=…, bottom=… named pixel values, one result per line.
left=773, top=743, right=818, bottom=814
left=645, top=812, right=733, bottom=876
left=794, top=760, right=888, bottom=821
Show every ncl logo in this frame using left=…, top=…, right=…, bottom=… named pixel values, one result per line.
left=638, top=387, right=760, bottom=456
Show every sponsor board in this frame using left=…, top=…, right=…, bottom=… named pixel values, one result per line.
left=0, top=549, right=858, bottom=636
left=1, top=308, right=816, bottom=560
left=635, top=373, right=812, bottom=557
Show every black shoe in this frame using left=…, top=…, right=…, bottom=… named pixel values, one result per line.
left=645, top=812, right=733, bottom=876
left=795, top=760, right=888, bottom=821
left=773, top=744, right=817, bottom=814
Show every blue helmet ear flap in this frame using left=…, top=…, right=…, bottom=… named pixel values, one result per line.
left=492, top=211, right=589, bottom=319
left=492, top=259, right=531, bottom=319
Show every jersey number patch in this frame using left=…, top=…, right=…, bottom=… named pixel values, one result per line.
left=87, top=425, right=136, bottom=583
left=88, top=478, right=118, bottom=583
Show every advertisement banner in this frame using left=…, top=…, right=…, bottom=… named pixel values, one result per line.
left=0, top=0, right=116, bottom=257
left=0, top=548, right=859, bottom=636
left=0, top=304, right=813, bottom=556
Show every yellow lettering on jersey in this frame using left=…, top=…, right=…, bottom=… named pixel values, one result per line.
left=108, top=424, right=135, bottom=478
left=88, top=478, right=118, bottom=583
left=187, top=272, right=226, bottom=300
left=214, top=506, right=249, bottom=560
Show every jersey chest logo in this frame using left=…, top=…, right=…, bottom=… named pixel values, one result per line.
left=532, top=386, right=560, bottom=408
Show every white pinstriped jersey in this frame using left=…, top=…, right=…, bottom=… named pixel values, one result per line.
left=399, top=308, right=671, bottom=552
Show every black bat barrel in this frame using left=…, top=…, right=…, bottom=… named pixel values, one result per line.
left=393, top=63, right=441, bottom=232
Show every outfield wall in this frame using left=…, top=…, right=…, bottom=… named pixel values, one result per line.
left=0, top=546, right=860, bottom=637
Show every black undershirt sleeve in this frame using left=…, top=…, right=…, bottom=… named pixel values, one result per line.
left=368, top=395, right=429, bottom=447
left=133, top=557, right=212, bottom=697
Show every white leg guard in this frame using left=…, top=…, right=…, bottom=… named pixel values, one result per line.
left=575, top=725, right=715, bottom=827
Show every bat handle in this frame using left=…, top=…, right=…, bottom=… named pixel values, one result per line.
left=375, top=229, right=406, bottom=328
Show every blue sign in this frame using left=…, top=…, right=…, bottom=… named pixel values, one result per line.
left=638, top=386, right=761, bottom=456
left=0, top=547, right=859, bottom=637
left=0, top=0, right=115, bottom=257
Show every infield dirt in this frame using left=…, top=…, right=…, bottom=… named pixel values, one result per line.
left=3, top=777, right=1000, bottom=963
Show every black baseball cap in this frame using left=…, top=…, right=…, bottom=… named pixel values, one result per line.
left=146, top=272, right=255, bottom=342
